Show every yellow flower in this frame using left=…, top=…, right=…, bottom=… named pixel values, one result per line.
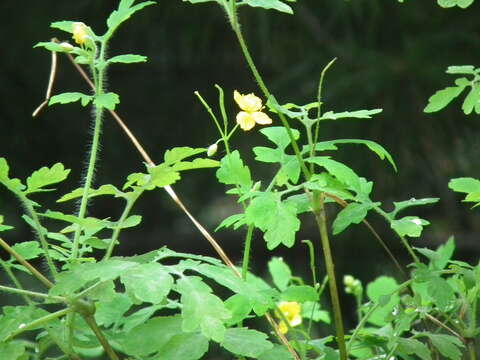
left=234, top=90, right=272, bottom=131
left=72, top=22, right=89, bottom=45
left=275, top=301, right=302, bottom=334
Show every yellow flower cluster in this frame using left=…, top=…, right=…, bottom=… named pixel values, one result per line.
left=72, top=22, right=89, bottom=45
left=234, top=90, right=272, bottom=131
left=275, top=301, right=302, bottom=334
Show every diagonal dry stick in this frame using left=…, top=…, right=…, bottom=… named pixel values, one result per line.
left=33, top=49, right=300, bottom=360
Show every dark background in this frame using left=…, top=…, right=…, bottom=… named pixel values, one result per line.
left=1, top=0, right=480, bottom=328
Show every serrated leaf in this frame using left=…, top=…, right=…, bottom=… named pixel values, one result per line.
left=259, top=126, right=300, bottom=151
left=268, top=257, right=292, bottom=291
left=424, top=85, right=467, bottom=113
left=216, top=151, right=252, bottom=191
left=242, top=0, right=293, bottom=14
left=366, top=276, right=399, bottom=326
left=305, top=139, right=397, bottom=171
left=49, top=92, right=92, bottom=107
left=108, top=54, right=147, bottom=64
left=164, top=147, right=206, bottom=164
left=215, top=213, right=246, bottom=231
left=391, top=216, right=429, bottom=237
left=10, top=241, right=43, bottom=260
left=24, top=163, right=70, bottom=195
left=397, top=338, right=431, bottom=360
left=281, top=285, right=319, bottom=302
left=95, top=293, right=132, bottom=327
left=320, top=108, right=382, bottom=121
left=120, top=263, right=173, bottom=304
left=332, top=202, right=373, bottom=235
left=390, top=197, right=440, bottom=218
left=427, top=334, right=464, bottom=360
left=221, top=328, right=273, bottom=357
left=147, top=164, right=180, bottom=188
left=176, top=276, right=231, bottom=342
left=93, top=92, right=120, bottom=110
left=427, top=276, right=456, bottom=311
left=106, top=1, right=155, bottom=34
left=123, top=316, right=184, bottom=356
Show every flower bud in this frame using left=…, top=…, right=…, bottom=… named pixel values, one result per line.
left=207, top=143, right=218, bottom=157
left=72, top=22, right=89, bottom=45
left=59, top=42, right=74, bottom=52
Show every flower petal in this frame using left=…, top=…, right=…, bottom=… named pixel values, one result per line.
left=252, top=111, right=272, bottom=125
left=234, top=90, right=263, bottom=112
left=236, top=111, right=256, bottom=131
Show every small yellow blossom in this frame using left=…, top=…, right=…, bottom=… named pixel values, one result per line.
left=275, top=301, right=302, bottom=334
left=72, top=22, right=89, bottom=45
left=234, top=90, right=272, bottom=131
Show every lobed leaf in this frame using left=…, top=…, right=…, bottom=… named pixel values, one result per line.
left=424, top=84, right=467, bottom=113
left=332, top=202, right=373, bottom=235
left=49, top=92, right=92, bottom=107
left=25, top=163, right=70, bottom=195
left=320, top=108, right=382, bottom=121
left=221, top=328, right=273, bottom=357
left=106, top=0, right=156, bottom=35
left=93, top=92, right=120, bottom=110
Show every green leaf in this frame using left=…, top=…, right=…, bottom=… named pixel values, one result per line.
left=246, top=193, right=300, bottom=249
left=427, top=276, right=456, bottom=311
left=424, top=85, right=467, bottom=113
left=57, top=184, right=126, bottom=202
left=0, top=216, right=13, bottom=232
left=0, top=342, right=26, bottom=359
left=320, top=108, right=382, bottom=121
left=182, top=0, right=216, bottom=3
left=49, top=92, right=92, bottom=107
left=122, top=316, right=184, bottom=356
left=215, top=213, right=246, bottom=231
left=24, top=163, right=70, bottom=195
left=224, top=294, right=252, bottom=326
left=221, top=328, right=273, bottom=357
left=0, top=158, right=25, bottom=193
left=446, top=65, right=475, bottom=74
left=259, top=126, right=300, bottom=151
left=108, top=54, right=147, bottom=64
left=258, top=345, right=295, bottom=360
left=172, top=158, right=220, bottom=171
left=301, top=301, right=331, bottom=323
left=268, top=257, right=292, bottom=291
left=427, top=334, right=464, bottom=360
left=462, top=84, right=480, bottom=114
left=281, top=285, right=319, bottom=302
left=391, top=216, right=429, bottom=237
left=120, top=263, right=173, bottom=304
left=10, top=241, right=43, bottom=260
left=216, top=151, right=253, bottom=191
left=366, top=276, right=399, bottom=326
left=242, top=0, right=293, bottom=14
left=176, top=276, right=231, bottom=342
left=106, top=0, right=156, bottom=34
left=153, top=332, right=209, bottom=360
left=50, top=20, right=75, bottom=33
left=0, top=306, right=49, bottom=341
left=147, top=164, right=181, bottom=188
left=95, top=293, right=132, bottom=327
left=390, top=197, right=440, bottom=218
left=93, top=92, right=120, bottom=110
left=164, top=147, right=206, bottom=164
left=397, top=338, right=431, bottom=360
left=332, top=202, right=373, bottom=235
left=305, top=139, right=397, bottom=171
left=34, top=41, right=73, bottom=52
left=448, top=177, right=480, bottom=203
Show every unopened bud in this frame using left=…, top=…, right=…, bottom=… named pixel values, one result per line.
left=207, top=143, right=218, bottom=157
left=72, top=22, right=89, bottom=45
left=59, top=42, right=74, bottom=52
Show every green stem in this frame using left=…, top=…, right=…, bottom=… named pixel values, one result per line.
left=311, top=192, right=347, bottom=360
left=83, top=315, right=120, bottom=360
left=20, top=194, right=57, bottom=278
left=0, top=284, right=65, bottom=302
left=71, top=42, right=108, bottom=261
left=4, top=308, right=71, bottom=342
left=103, top=190, right=143, bottom=260
left=0, top=260, right=32, bottom=305
left=241, top=224, right=254, bottom=279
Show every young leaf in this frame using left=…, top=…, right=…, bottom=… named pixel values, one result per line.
left=241, top=0, right=293, bottom=14
left=216, top=150, right=253, bottom=191
left=268, top=257, right=292, bottom=291
left=120, top=263, right=174, bottom=304
left=332, top=202, right=373, bottom=235
left=24, top=163, right=70, bottom=195
left=176, top=276, right=231, bottom=342
left=49, top=92, right=92, bottom=107
left=106, top=0, right=156, bottom=35
left=390, top=216, right=429, bottom=237
left=426, top=334, right=464, bottom=360
left=424, top=84, right=467, bottom=113
left=93, top=92, right=120, bottom=110
left=320, top=109, right=382, bottom=121
left=215, top=213, right=246, bottom=231
left=108, top=54, right=147, bottom=64
left=221, top=328, right=274, bottom=358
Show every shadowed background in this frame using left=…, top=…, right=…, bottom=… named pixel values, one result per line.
left=1, top=0, right=479, bottom=331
